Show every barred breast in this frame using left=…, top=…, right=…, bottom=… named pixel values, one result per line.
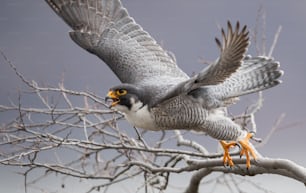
left=152, top=95, right=208, bottom=130
left=152, top=95, right=245, bottom=141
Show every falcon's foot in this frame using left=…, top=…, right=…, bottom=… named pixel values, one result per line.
left=220, top=140, right=237, bottom=167
left=238, top=132, right=257, bottom=169
left=220, top=133, right=257, bottom=169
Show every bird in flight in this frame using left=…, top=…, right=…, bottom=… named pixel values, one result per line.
left=46, top=0, right=283, bottom=168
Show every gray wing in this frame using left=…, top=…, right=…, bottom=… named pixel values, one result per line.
left=194, top=22, right=249, bottom=86
left=152, top=21, right=249, bottom=106
left=46, top=0, right=188, bottom=86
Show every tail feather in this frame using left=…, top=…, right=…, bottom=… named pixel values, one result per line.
left=216, top=55, right=283, bottom=101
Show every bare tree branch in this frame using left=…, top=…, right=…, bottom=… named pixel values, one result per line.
left=268, top=25, right=283, bottom=57
left=0, top=10, right=304, bottom=193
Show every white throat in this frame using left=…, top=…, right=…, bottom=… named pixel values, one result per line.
left=113, top=99, right=156, bottom=130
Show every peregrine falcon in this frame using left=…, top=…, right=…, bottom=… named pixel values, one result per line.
left=46, top=0, right=283, bottom=168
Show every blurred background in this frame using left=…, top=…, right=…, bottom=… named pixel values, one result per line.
left=0, top=0, right=305, bottom=192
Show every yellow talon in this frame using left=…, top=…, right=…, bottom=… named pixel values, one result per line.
left=239, top=132, right=257, bottom=169
left=220, top=133, right=257, bottom=169
left=220, top=140, right=236, bottom=167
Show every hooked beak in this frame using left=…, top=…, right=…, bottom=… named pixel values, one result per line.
left=105, top=90, right=120, bottom=107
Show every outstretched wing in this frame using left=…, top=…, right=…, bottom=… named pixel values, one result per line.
left=46, top=0, right=188, bottom=85
left=153, top=21, right=249, bottom=106
left=194, top=21, right=249, bottom=86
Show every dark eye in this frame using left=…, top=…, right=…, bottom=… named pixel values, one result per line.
left=116, top=89, right=127, bottom=96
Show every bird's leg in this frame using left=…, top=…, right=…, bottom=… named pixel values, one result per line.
left=238, top=132, right=257, bottom=169
left=220, top=140, right=237, bottom=167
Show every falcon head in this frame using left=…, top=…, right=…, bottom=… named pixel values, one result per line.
left=105, top=84, right=148, bottom=113
left=105, top=84, right=157, bottom=130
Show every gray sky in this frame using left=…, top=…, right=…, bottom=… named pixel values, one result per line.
left=1, top=0, right=306, bottom=192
